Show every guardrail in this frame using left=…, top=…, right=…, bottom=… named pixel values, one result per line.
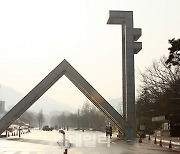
left=0, top=125, right=30, bottom=138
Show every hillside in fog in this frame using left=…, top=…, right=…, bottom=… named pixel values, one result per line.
left=0, top=84, right=76, bottom=114
left=0, top=84, right=122, bottom=115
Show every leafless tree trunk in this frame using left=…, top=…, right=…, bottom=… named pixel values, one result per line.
left=37, top=109, right=45, bottom=130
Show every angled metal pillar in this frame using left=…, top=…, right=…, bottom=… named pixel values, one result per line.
left=107, top=11, right=142, bottom=137
left=0, top=59, right=133, bottom=139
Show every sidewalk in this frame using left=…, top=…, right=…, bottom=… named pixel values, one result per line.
left=144, top=135, right=180, bottom=152
left=151, top=135, right=180, bottom=146
left=114, top=134, right=180, bottom=152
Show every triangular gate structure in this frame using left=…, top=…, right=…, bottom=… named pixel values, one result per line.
left=0, top=59, right=133, bottom=139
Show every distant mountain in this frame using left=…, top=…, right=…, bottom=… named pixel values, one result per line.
left=0, top=84, right=76, bottom=114
left=0, top=84, right=123, bottom=116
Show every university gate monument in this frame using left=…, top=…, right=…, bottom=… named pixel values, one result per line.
left=0, top=11, right=142, bottom=140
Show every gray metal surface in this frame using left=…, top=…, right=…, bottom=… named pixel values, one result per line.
left=0, top=59, right=133, bottom=139
left=107, top=11, right=142, bottom=134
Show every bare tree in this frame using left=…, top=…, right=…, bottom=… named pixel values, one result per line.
left=136, top=56, right=180, bottom=133
left=80, top=100, right=106, bottom=130
left=19, top=110, right=37, bottom=127
left=37, top=109, right=45, bottom=130
left=139, top=57, right=180, bottom=94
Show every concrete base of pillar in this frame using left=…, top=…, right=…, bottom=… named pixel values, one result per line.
left=124, top=127, right=133, bottom=140
left=118, top=127, right=137, bottom=140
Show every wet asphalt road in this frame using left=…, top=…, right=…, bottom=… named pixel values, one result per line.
left=0, top=129, right=179, bottom=154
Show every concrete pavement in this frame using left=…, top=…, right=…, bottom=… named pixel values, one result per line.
left=0, top=129, right=179, bottom=154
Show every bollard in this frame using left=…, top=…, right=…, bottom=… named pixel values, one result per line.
left=6, top=130, right=9, bottom=137
left=148, top=135, right=150, bottom=141
left=159, top=139, right=162, bottom=147
left=154, top=137, right=157, bottom=144
left=64, top=149, right=68, bottom=154
left=139, top=136, right=142, bottom=143
left=19, top=129, right=21, bottom=138
left=169, top=140, right=172, bottom=149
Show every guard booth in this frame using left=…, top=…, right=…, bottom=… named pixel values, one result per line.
left=170, top=114, right=180, bottom=137
left=152, top=114, right=180, bottom=137
left=152, top=115, right=170, bottom=137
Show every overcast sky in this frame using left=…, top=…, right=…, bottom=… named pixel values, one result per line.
left=0, top=0, right=180, bottom=109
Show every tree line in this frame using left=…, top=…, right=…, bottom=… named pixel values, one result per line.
left=49, top=100, right=107, bottom=131
left=15, top=109, right=45, bottom=129
left=8, top=99, right=108, bottom=131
